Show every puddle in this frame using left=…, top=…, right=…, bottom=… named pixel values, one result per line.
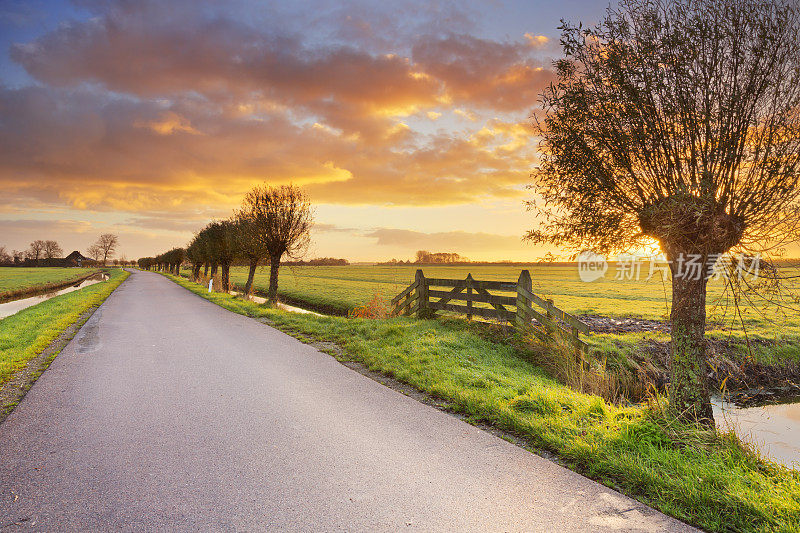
left=713, top=397, right=800, bottom=469
left=0, top=273, right=109, bottom=320
left=229, top=291, right=322, bottom=316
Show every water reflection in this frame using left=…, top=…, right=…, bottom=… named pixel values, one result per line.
left=0, top=272, right=109, bottom=320
left=229, top=291, right=322, bottom=315
left=713, top=398, right=800, bottom=469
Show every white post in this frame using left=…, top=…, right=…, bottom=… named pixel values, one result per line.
left=208, top=279, right=214, bottom=293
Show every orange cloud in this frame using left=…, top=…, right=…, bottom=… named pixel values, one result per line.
left=1, top=2, right=553, bottom=220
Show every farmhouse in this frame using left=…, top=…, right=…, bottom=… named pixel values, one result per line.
left=62, top=251, right=89, bottom=267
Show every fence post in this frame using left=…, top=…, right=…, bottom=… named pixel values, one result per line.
left=515, top=270, right=532, bottom=328
left=466, top=273, right=474, bottom=321
left=415, top=269, right=428, bottom=318
left=546, top=298, right=555, bottom=338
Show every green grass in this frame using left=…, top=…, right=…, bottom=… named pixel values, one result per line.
left=217, top=263, right=800, bottom=335
left=0, top=269, right=129, bottom=385
left=165, top=272, right=800, bottom=533
left=189, top=263, right=800, bottom=370
left=0, top=267, right=100, bottom=298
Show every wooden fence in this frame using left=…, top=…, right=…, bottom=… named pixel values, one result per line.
left=390, top=269, right=589, bottom=350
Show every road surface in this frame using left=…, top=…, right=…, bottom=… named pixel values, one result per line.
left=0, top=270, right=695, bottom=531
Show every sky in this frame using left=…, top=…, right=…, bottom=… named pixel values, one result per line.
left=0, top=0, right=609, bottom=262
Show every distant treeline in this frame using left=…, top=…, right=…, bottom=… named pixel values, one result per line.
left=285, top=257, right=349, bottom=266
left=377, top=250, right=568, bottom=265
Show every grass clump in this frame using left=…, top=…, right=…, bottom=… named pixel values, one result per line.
left=0, top=269, right=128, bottom=384
left=165, top=272, right=800, bottom=533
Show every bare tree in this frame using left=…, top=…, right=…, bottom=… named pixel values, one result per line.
left=0, top=246, right=11, bottom=265
left=239, top=184, right=312, bottom=302
left=528, top=0, right=800, bottom=425
left=43, top=240, right=63, bottom=259
left=232, top=215, right=269, bottom=296
left=91, top=234, right=119, bottom=266
left=86, top=244, right=103, bottom=263
left=27, top=240, right=45, bottom=262
left=205, top=221, right=237, bottom=291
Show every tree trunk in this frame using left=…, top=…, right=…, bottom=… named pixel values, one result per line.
left=267, top=254, right=281, bottom=302
left=203, top=263, right=209, bottom=277
left=669, top=265, right=714, bottom=426
left=244, top=259, right=258, bottom=295
left=193, top=263, right=202, bottom=281
left=210, top=263, right=218, bottom=278
left=221, top=263, right=231, bottom=292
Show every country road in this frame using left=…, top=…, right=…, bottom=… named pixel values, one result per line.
left=0, top=270, right=695, bottom=532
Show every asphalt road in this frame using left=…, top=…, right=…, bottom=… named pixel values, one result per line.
left=0, top=270, right=695, bottom=532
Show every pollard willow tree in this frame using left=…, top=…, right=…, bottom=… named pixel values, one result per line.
left=238, top=184, right=312, bottom=302
left=529, top=0, right=800, bottom=424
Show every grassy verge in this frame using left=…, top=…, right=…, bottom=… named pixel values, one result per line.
left=0, top=267, right=102, bottom=301
left=164, top=272, right=800, bottom=533
left=182, top=266, right=800, bottom=396
left=0, top=269, right=129, bottom=385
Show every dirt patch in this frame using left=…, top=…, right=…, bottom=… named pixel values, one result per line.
left=631, top=336, right=800, bottom=396
left=579, top=314, right=732, bottom=334
left=0, top=307, right=100, bottom=425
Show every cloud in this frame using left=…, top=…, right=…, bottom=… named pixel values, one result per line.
left=523, top=33, right=549, bottom=48
left=313, top=223, right=360, bottom=233
left=365, top=228, right=523, bottom=252
left=1, top=1, right=552, bottom=219
left=0, top=85, right=538, bottom=210
left=411, top=33, right=555, bottom=111
left=0, top=218, right=93, bottom=234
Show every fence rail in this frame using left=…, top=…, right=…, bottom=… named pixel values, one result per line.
left=390, top=269, right=589, bottom=351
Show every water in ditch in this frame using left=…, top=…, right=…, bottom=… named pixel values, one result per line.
left=0, top=272, right=110, bottom=320
left=713, top=395, right=800, bottom=469
left=229, top=291, right=322, bottom=315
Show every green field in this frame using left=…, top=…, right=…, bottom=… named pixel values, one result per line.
left=186, top=262, right=800, bottom=384
left=0, top=269, right=128, bottom=386
left=218, top=263, right=800, bottom=340
left=0, top=267, right=100, bottom=299
left=164, top=272, right=800, bottom=533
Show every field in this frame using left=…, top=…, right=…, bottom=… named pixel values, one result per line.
left=194, top=262, right=800, bottom=387
left=164, top=271, right=800, bottom=533
left=221, top=263, right=800, bottom=340
left=0, top=267, right=100, bottom=300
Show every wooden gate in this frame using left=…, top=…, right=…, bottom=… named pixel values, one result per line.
left=390, top=269, right=589, bottom=350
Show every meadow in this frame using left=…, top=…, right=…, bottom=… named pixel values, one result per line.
left=0, top=267, right=100, bottom=300
left=164, top=271, right=800, bottom=533
left=222, top=262, right=800, bottom=340
left=200, top=262, right=800, bottom=391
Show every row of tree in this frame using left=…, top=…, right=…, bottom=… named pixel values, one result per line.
left=144, top=184, right=313, bottom=301
left=0, top=240, right=63, bottom=265
left=414, top=251, right=469, bottom=264
left=0, top=234, right=119, bottom=266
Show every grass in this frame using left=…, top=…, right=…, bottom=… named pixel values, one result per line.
left=188, top=263, right=800, bottom=381
left=218, top=263, right=800, bottom=337
left=0, top=269, right=129, bottom=385
left=0, top=267, right=101, bottom=300
left=165, top=272, right=800, bottom=533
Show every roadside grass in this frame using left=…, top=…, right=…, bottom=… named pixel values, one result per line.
left=0, top=267, right=101, bottom=300
left=182, top=264, right=800, bottom=388
left=165, top=272, right=800, bottom=533
left=0, top=269, right=128, bottom=385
